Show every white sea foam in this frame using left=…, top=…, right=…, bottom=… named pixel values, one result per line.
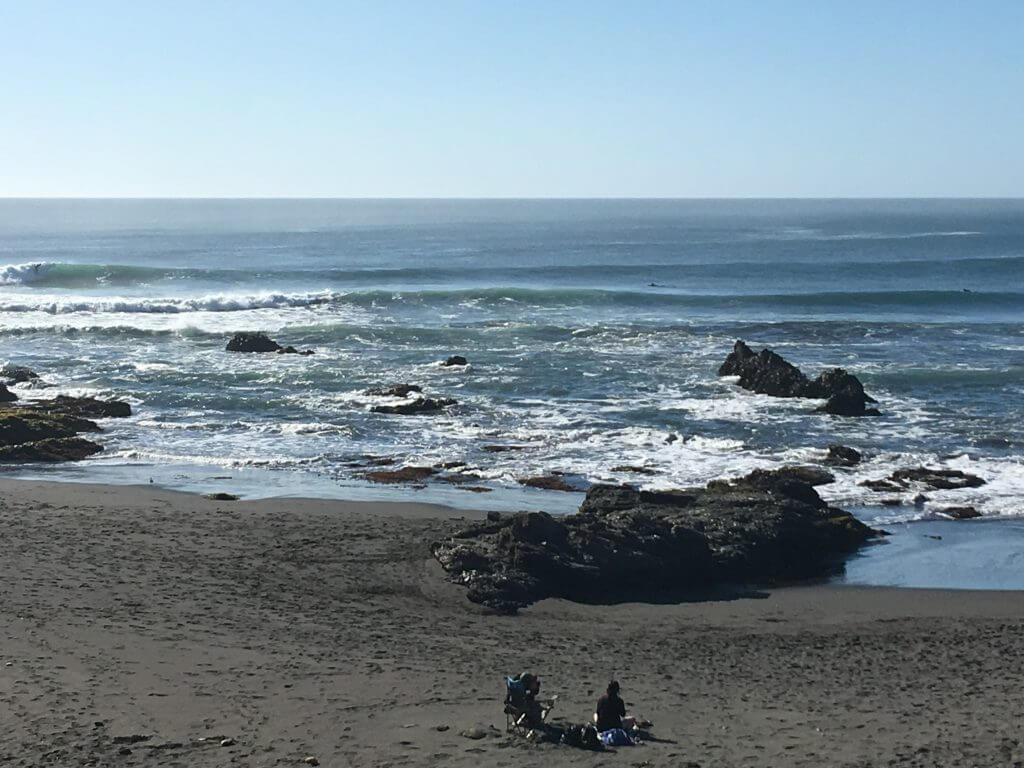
left=0, top=290, right=343, bottom=314
left=0, top=261, right=55, bottom=285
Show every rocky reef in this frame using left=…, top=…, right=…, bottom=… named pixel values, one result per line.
left=718, top=340, right=879, bottom=416
left=0, top=393, right=132, bottom=463
left=432, top=468, right=881, bottom=613
left=225, top=332, right=313, bottom=355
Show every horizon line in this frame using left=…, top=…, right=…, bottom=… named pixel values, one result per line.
left=1, top=195, right=1023, bottom=202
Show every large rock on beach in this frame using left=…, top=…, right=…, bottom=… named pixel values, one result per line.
left=226, top=332, right=282, bottom=353
left=432, top=467, right=880, bottom=613
left=718, top=340, right=879, bottom=416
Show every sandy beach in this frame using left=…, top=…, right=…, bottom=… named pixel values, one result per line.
left=0, top=479, right=1020, bottom=767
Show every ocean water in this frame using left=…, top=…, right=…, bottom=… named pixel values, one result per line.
left=1, top=199, right=1023, bottom=525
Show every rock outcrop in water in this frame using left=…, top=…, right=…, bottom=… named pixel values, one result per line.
left=225, top=333, right=312, bottom=355
left=0, top=395, right=132, bottom=463
left=441, top=355, right=468, bottom=367
left=1, top=364, right=40, bottom=384
left=862, top=467, right=986, bottom=493
left=371, top=397, right=456, bottom=415
left=718, top=340, right=880, bottom=416
left=364, top=384, right=423, bottom=398
left=432, top=467, right=881, bottom=613
left=824, top=444, right=862, bottom=467
left=0, top=384, right=17, bottom=403
left=226, top=332, right=282, bottom=353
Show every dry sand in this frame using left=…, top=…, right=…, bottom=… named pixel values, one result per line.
left=1, top=478, right=1022, bottom=767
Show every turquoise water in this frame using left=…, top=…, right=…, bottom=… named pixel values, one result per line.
left=1, top=199, right=1022, bottom=531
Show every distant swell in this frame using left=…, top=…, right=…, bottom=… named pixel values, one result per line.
left=3, top=254, right=1024, bottom=289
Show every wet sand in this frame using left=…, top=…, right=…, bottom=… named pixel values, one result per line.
left=1, top=478, right=1022, bottom=767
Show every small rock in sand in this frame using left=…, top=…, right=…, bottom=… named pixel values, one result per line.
left=219, top=737, right=236, bottom=747
left=460, top=727, right=489, bottom=740
left=303, top=757, right=320, bottom=766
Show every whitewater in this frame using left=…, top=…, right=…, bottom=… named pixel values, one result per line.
left=1, top=198, right=1022, bottom=523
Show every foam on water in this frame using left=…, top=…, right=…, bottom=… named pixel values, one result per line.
left=1, top=199, right=1023, bottom=524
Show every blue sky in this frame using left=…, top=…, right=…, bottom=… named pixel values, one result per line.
left=1, top=1, right=1021, bottom=197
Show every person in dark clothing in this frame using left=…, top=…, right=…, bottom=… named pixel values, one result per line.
left=594, top=680, right=639, bottom=731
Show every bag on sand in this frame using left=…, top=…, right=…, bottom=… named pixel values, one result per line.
left=599, top=727, right=634, bottom=746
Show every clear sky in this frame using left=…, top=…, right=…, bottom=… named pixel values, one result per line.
left=1, top=1, right=1021, bottom=197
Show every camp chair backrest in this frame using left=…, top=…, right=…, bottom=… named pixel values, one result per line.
left=506, top=676, right=527, bottom=706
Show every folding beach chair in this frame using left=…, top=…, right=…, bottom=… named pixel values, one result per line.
left=503, top=676, right=556, bottom=737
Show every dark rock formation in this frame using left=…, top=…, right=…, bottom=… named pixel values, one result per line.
left=824, top=444, right=862, bottom=467
left=718, top=341, right=879, bottom=416
left=863, top=467, right=986, bottom=493
left=442, top=355, right=468, bottom=367
left=518, top=475, right=577, bottom=492
left=0, top=391, right=128, bottom=465
left=890, top=468, right=986, bottom=490
left=0, top=436, right=103, bottom=462
left=371, top=397, right=456, bottom=415
left=432, top=469, right=880, bottom=613
left=0, top=384, right=17, bottom=402
left=0, top=410, right=100, bottom=445
left=1, top=364, right=39, bottom=384
left=482, top=444, right=527, bottom=453
left=205, top=492, right=240, bottom=501
left=364, top=466, right=436, bottom=484
left=940, top=506, right=982, bottom=520
left=364, top=384, right=423, bottom=398
left=611, top=465, right=659, bottom=475
left=226, top=332, right=282, bottom=353
left=44, top=395, right=132, bottom=419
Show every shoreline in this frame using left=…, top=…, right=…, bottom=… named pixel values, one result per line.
left=3, top=477, right=1024, bottom=766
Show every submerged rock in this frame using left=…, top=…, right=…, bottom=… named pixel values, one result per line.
left=824, top=444, right=862, bottom=467
left=225, top=332, right=282, bottom=353
left=0, top=364, right=39, bottom=384
left=718, top=341, right=879, bottom=416
left=889, top=467, right=986, bottom=490
left=863, top=467, right=986, bottom=492
left=432, top=471, right=880, bottom=613
left=518, top=475, right=577, bottom=492
left=364, top=384, right=423, bottom=398
left=364, top=466, right=437, bottom=484
left=940, top=506, right=982, bottom=520
left=442, top=355, right=468, bottom=367
left=371, top=397, right=456, bottom=415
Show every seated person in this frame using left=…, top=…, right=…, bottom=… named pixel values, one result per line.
left=509, top=672, right=547, bottom=727
left=594, top=680, right=639, bottom=732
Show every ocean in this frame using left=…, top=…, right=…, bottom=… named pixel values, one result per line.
left=2, top=198, right=1023, bottom=532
